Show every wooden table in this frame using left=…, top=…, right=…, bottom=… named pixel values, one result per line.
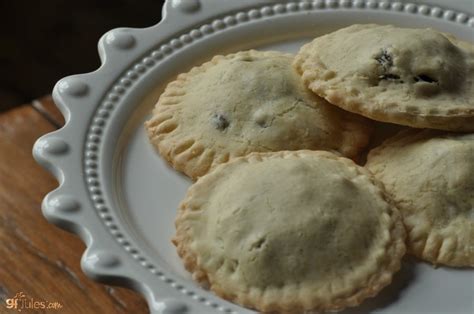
left=0, top=96, right=149, bottom=313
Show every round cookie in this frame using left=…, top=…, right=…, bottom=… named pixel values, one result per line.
left=294, top=24, right=474, bottom=131
left=366, top=129, right=474, bottom=267
left=173, top=150, right=406, bottom=313
left=145, top=50, right=372, bottom=180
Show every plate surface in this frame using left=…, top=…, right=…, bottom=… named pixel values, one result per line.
left=34, top=1, right=474, bottom=313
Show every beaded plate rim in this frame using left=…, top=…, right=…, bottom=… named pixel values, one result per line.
left=33, top=0, right=474, bottom=313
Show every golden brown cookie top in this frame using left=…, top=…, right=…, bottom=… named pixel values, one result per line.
left=367, top=129, right=474, bottom=267
left=294, top=24, right=474, bottom=131
left=145, top=50, right=372, bottom=179
left=174, top=150, right=406, bottom=313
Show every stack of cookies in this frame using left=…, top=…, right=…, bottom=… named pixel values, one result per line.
left=145, top=24, right=473, bottom=313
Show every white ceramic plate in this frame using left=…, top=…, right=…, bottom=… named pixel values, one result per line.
left=34, top=1, right=474, bottom=313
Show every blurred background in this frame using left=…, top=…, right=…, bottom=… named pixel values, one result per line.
left=0, top=0, right=166, bottom=111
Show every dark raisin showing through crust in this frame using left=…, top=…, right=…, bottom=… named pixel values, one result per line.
left=414, top=74, right=438, bottom=84
left=379, top=74, right=402, bottom=82
left=375, top=49, right=393, bottom=70
left=211, top=113, right=230, bottom=131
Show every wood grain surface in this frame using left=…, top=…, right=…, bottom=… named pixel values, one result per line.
left=0, top=96, right=148, bottom=313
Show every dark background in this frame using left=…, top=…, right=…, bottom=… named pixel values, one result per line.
left=0, top=0, right=166, bottom=111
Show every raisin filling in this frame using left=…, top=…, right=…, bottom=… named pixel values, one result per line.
left=414, top=74, right=438, bottom=84
left=374, top=49, right=404, bottom=84
left=212, top=113, right=230, bottom=131
left=375, top=49, right=393, bottom=71
left=379, top=74, right=403, bottom=83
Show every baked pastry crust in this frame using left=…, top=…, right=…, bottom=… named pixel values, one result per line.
left=145, top=50, right=372, bottom=180
left=293, top=24, right=474, bottom=131
left=173, top=150, right=406, bottom=313
left=367, top=129, right=474, bottom=267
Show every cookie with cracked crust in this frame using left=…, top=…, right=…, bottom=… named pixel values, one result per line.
left=294, top=24, right=474, bottom=131
left=173, top=150, right=406, bottom=313
left=145, top=50, right=372, bottom=180
left=367, top=129, right=474, bottom=267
